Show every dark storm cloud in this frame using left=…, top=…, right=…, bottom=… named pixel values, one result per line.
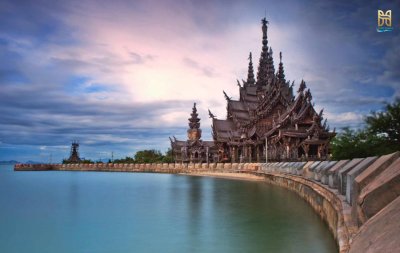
left=0, top=82, right=191, bottom=141
left=0, top=0, right=399, bottom=162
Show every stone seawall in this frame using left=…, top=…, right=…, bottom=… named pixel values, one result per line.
left=259, top=172, right=352, bottom=252
left=14, top=152, right=400, bottom=253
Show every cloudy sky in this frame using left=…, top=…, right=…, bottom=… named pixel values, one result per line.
left=0, top=0, right=399, bottom=162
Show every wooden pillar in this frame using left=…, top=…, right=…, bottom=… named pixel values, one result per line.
left=286, top=144, right=290, bottom=160
left=206, top=146, right=209, bottom=164
left=265, top=137, right=268, bottom=163
left=318, top=145, right=323, bottom=159
left=256, top=145, right=260, bottom=162
left=239, top=145, right=243, bottom=163
left=249, top=145, right=253, bottom=162
left=304, top=144, right=309, bottom=159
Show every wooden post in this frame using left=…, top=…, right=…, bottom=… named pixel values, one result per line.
left=206, top=146, right=209, bottom=164
left=265, top=137, right=268, bottom=163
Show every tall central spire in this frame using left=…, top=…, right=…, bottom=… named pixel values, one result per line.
left=256, top=18, right=269, bottom=87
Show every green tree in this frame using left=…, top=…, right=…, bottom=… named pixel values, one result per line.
left=365, top=98, right=400, bottom=150
left=113, top=156, right=135, bottom=164
left=161, top=148, right=174, bottom=163
left=331, top=99, right=400, bottom=159
left=134, top=149, right=164, bottom=163
left=62, top=159, right=94, bottom=164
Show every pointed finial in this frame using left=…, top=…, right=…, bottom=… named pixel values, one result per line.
left=237, top=79, right=242, bottom=88
left=319, top=109, right=324, bottom=118
left=266, top=47, right=275, bottom=80
left=277, top=51, right=285, bottom=81
left=262, top=17, right=269, bottom=26
left=323, top=119, right=327, bottom=129
left=208, top=109, right=216, bottom=119
left=257, top=17, right=270, bottom=87
left=247, top=52, right=255, bottom=85
left=298, top=80, right=307, bottom=93
left=223, top=90, right=231, bottom=101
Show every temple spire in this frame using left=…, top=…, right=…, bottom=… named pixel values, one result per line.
left=277, top=52, right=285, bottom=82
left=188, top=103, right=200, bottom=129
left=298, top=80, right=307, bottom=93
left=267, top=47, right=275, bottom=80
left=246, top=52, right=255, bottom=86
left=256, top=18, right=269, bottom=87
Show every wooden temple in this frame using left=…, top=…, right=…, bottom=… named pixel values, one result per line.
left=171, top=18, right=335, bottom=163
left=170, top=103, right=216, bottom=163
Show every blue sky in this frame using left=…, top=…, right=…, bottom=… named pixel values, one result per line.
left=0, top=0, right=399, bottom=162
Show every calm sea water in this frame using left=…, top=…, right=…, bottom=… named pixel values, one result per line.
left=0, top=165, right=337, bottom=253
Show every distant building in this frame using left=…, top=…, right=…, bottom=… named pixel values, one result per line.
left=170, top=103, right=216, bottom=163
left=171, top=18, right=336, bottom=163
left=66, top=141, right=81, bottom=163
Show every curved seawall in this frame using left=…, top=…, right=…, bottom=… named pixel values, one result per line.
left=15, top=152, right=400, bottom=253
left=258, top=172, right=352, bottom=252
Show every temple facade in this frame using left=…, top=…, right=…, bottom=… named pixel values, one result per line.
left=170, top=103, right=216, bottom=163
left=171, top=18, right=336, bottom=163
